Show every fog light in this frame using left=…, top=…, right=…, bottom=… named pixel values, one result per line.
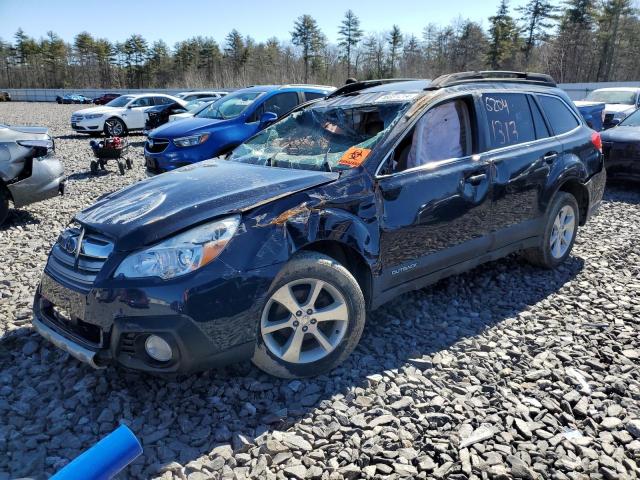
left=144, top=335, right=172, bottom=362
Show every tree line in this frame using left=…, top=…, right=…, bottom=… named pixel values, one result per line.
left=1, top=0, right=639, bottom=90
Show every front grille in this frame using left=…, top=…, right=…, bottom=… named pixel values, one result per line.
left=45, top=226, right=114, bottom=293
left=71, top=114, right=83, bottom=123
left=145, top=138, right=169, bottom=153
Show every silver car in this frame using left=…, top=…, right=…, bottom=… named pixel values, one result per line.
left=0, top=124, right=65, bottom=225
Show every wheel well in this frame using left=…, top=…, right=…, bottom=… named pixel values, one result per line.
left=558, top=180, right=589, bottom=225
left=301, top=240, right=373, bottom=310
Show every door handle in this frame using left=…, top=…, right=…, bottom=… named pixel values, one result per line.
left=543, top=152, right=558, bottom=164
left=465, top=173, right=487, bottom=186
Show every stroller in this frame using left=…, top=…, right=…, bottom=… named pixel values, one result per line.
left=89, top=137, right=132, bottom=175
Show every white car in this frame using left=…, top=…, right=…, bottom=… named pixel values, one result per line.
left=71, top=93, right=183, bottom=136
left=584, top=87, right=640, bottom=128
left=175, top=91, right=227, bottom=102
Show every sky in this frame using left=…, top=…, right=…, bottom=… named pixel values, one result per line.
left=0, top=0, right=530, bottom=47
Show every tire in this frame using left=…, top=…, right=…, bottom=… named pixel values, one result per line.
left=0, top=186, right=9, bottom=226
left=252, top=252, right=366, bottom=379
left=126, top=158, right=133, bottom=170
left=522, top=192, right=579, bottom=269
left=118, top=162, right=125, bottom=175
left=104, top=117, right=127, bottom=137
left=90, top=161, right=99, bottom=175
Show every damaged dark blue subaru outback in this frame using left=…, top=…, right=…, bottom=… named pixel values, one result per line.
left=33, top=72, right=606, bottom=378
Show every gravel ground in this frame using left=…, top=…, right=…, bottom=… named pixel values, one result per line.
left=0, top=102, right=639, bottom=480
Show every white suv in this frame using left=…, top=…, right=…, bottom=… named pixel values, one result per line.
left=71, top=93, right=182, bottom=136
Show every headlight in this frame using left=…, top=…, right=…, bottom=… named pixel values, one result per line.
left=17, top=139, right=54, bottom=157
left=114, top=215, right=240, bottom=279
left=173, top=133, right=210, bottom=147
left=84, top=113, right=103, bottom=120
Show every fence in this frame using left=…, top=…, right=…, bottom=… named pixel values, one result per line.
left=3, top=82, right=640, bottom=102
left=0, top=88, right=228, bottom=102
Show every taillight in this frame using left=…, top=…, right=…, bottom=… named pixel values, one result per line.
left=591, top=131, right=602, bottom=153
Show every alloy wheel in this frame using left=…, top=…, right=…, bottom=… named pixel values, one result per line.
left=106, top=119, right=123, bottom=136
left=550, top=205, right=575, bottom=259
left=260, top=278, right=349, bottom=364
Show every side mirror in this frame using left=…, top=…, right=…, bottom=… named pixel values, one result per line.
left=609, top=118, right=621, bottom=127
left=127, top=105, right=134, bottom=109
left=260, top=112, right=278, bottom=126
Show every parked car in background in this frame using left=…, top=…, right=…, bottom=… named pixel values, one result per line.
left=574, top=101, right=605, bottom=131
left=175, top=91, right=227, bottom=102
left=0, top=91, right=11, bottom=102
left=144, top=84, right=334, bottom=174
left=34, top=72, right=605, bottom=378
left=601, top=107, right=640, bottom=181
left=93, top=93, right=121, bottom=105
left=0, top=123, right=65, bottom=225
left=167, top=97, right=219, bottom=123
left=71, top=93, right=182, bottom=136
left=143, top=98, right=189, bottom=134
left=584, top=87, right=640, bottom=128
left=56, top=94, right=93, bottom=104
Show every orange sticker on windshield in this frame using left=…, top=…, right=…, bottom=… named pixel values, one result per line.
left=339, top=147, right=371, bottom=167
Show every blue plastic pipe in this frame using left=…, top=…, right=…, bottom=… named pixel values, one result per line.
left=51, top=424, right=143, bottom=480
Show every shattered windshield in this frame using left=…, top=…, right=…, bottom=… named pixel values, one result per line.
left=228, top=94, right=415, bottom=172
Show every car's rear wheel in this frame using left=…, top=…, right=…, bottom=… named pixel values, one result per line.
left=0, top=186, right=9, bottom=226
left=104, top=117, right=127, bottom=137
left=252, top=252, right=366, bottom=378
left=522, top=192, right=579, bottom=269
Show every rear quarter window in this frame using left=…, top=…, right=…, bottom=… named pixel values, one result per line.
left=537, top=95, right=580, bottom=135
left=482, top=93, right=536, bottom=149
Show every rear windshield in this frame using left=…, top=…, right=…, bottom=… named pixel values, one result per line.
left=586, top=90, right=637, bottom=105
left=228, top=95, right=413, bottom=172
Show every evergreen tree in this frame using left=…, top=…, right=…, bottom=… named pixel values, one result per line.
left=517, top=0, right=557, bottom=65
left=291, top=14, right=323, bottom=82
left=337, top=10, right=363, bottom=78
left=487, top=0, right=520, bottom=69
left=387, top=25, right=403, bottom=76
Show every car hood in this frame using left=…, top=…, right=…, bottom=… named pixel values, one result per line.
left=169, top=112, right=195, bottom=122
left=75, top=159, right=338, bottom=250
left=7, top=125, right=49, bottom=136
left=149, top=117, right=229, bottom=138
left=604, top=104, right=636, bottom=115
left=74, top=106, right=121, bottom=116
left=601, top=125, right=640, bottom=142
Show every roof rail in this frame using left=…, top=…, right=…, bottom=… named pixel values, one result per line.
left=327, top=78, right=420, bottom=98
left=426, top=71, right=557, bottom=89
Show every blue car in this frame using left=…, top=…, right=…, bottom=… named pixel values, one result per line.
left=144, top=84, right=334, bottom=174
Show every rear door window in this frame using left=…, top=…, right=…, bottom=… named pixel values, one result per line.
left=537, top=95, right=580, bottom=135
left=481, top=93, right=536, bottom=149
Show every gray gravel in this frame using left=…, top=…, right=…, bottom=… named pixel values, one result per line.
left=1, top=102, right=639, bottom=479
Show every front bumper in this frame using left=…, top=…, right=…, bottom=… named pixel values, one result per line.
left=144, top=144, right=213, bottom=175
left=7, top=155, right=65, bottom=208
left=71, top=118, right=103, bottom=132
left=33, top=259, right=281, bottom=373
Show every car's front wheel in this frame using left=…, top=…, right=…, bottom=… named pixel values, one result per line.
left=252, top=252, right=366, bottom=378
left=523, top=192, right=579, bottom=268
left=104, top=117, right=127, bottom=137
